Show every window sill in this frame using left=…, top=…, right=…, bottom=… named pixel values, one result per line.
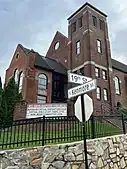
left=97, top=52, right=102, bottom=55
left=76, top=53, right=80, bottom=56
left=103, top=100, right=109, bottom=102
left=93, top=25, right=97, bottom=29
left=97, top=98, right=101, bottom=101
left=115, top=93, right=121, bottom=96
left=100, top=28, right=104, bottom=32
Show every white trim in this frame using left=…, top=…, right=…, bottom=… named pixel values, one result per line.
left=83, top=10, right=87, bottom=15
left=95, top=63, right=107, bottom=70
left=67, top=41, right=71, bottom=45
left=88, top=61, right=95, bottom=65
left=72, top=64, right=84, bottom=72
left=83, top=29, right=93, bottom=35
left=90, top=29, right=93, bottom=33
left=68, top=61, right=109, bottom=72
left=109, top=67, right=113, bottom=72
left=83, top=29, right=88, bottom=34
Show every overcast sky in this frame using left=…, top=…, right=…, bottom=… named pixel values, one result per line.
left=0, top=0, right=127, bottom=83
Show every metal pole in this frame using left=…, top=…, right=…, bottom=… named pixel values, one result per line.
left=122, top=114, right=126, bottom=134
left=81, top=94, right=89, bottom=169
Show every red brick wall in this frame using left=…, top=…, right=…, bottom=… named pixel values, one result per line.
left=5, top=45, right=29, bottom=100
left=13, top=100, right=27, bottom=120
left=67, top=6, right=114, bottom=114
left=113, top=68, right=127, bottom=108
left=5, top=44, right=53, bottom=104
left=25, top=68, right=52, bottom=104
left=46, top=31, right=68, bottom=69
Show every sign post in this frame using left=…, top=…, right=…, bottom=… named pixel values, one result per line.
left=68, top=72, right=97, bottom=169
left=81, top=94, right=88, bottom=169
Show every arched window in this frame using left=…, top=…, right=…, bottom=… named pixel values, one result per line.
left=37, top=74, right=48, bottom=104
left=18, top=71, right=24, bottom=93
left=114, top=76, right=121, bottom=94
left=14, top=68, right=19, bottom=84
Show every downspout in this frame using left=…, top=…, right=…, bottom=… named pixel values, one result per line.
left=87, top=11, right=92, bottom=77
left=103, top=18, right=114, bottom=113
left=87, top=10, right=96, bottom=113
left=68, top=21, right=73, bottom=115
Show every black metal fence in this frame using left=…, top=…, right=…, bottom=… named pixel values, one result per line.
left=0, top=114, right=126, bottom=150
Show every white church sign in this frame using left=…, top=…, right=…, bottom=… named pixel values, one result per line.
left=26, top=103, right=67, bottom=119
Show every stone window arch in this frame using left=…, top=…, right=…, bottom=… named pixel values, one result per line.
left=14, top=68, right=19, bottom=84
left=114, top=76, right=121, bottom=94
left=18, top=71, right=24, bottom=92
left=37, top=73, right=48, bottom=104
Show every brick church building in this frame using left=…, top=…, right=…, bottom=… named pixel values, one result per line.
left=5, top=2, right=127, bottom=117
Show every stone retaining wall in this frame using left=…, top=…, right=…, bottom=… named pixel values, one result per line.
left=1, top=134, right=127, bottom=169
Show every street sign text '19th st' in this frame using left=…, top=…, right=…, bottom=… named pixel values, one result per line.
left=68, top=79, right=96, bottom=99
left=68, top=72, right=92, bottom=85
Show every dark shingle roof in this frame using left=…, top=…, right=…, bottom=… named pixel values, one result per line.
left=20, top=44, right=67, bottom=75
left=45, top=57, right=67, bottom=75
left=68, top=2, right=107, bottom=20
left=34, top=54, right=53, bottom=71
left=20, top=44, right=127, bottom=75
left=112, top=59, right=127, bottom=73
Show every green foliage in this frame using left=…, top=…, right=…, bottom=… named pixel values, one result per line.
left=119, top=107, right=127, bottom=115
left=0, top=77, right=22, bottom=127
left=0, top=77, right=2, bottom=104
left=0, top=77, right=3, bottom=126
left=116, top=104, right=127, bottom=115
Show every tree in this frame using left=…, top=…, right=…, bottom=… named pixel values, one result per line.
left=0, top=90, right=8, bottom=126
left=0, top=77, right=2, bottom=105
left=1, top=77, right=22, bottom=126
left=0, top=77, right=3, bottom=126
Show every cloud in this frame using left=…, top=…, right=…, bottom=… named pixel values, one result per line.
left=0, top=0, right=127, bottom=83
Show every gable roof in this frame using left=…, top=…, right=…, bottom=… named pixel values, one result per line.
left=20, top=44, right=67, bottom=75
left=46, top=31, right=68, bottom=59
left=34, top=54, right=53, bottom=71
left=19, top=44, right=127, bottom=75
left=56, top=31, right=68, bottom=41
left=111, top=59, right=127, bottom=73
left=45, top=57, right=67, bottom=75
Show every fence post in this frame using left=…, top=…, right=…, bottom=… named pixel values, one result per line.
left=91, top=114, right=95, bottom=139
left=122, top=114, right=126, bottom=134
left=42, top=116, right=45, bottom=146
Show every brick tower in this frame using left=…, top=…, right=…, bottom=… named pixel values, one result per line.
left=67, top=3, right=115, bottom=114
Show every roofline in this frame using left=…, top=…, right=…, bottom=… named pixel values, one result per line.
left=112, top=58, right=127, bottom=73
left=112, top=58, right=127, bottom=66
left=34, top=64, right=67, bottom=75
left=57, top=31, right=68, bottom=41
left=67, top=2, right=107, bottom=20
left=34, top=64, right=53, bottom=72
left=112, top=66, right=127, bottom=74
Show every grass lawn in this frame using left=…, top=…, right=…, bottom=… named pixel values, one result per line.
left=0, top=121, right=122, bottom=150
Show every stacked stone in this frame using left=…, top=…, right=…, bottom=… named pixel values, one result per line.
left=1, top=135, right=127, bottom=169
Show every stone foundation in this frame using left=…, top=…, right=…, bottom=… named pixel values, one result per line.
left=1, top=134, right=127, bottom=168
